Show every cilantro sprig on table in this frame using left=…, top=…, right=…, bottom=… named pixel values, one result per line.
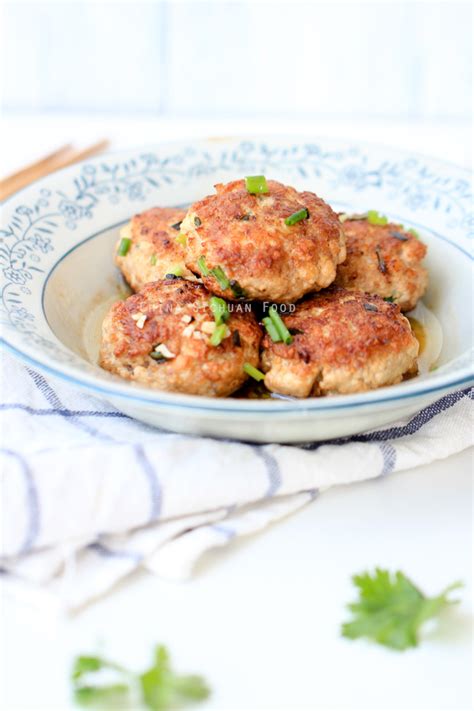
left=341, top=568, right=462, bottom=651
left=72, top=644, right=210, bottom=709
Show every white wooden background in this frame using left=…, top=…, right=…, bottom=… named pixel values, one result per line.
left=2, top=0, right=472, bottom=120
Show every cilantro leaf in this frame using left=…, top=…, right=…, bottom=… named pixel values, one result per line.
left=72, top=656, right=106, bottom=681
left=72, top=655, right=131, bottom=708
left=72, top=645, right=210, bottom=710
left=140, top=645, right=210, bottom=710
left=73, top=684, right=130, bottom=708
left=341, top=568, right=462, bottom=651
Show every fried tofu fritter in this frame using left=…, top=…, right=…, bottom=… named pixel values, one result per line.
left=116, top=207, right=194, bottom=291
left=261, top=287, right=419, bottom=397
left=181, top=179, right=346, bottom=303
left=335, top=218, right=427, bottom=311
left=100, top=279, right=261, bottom=397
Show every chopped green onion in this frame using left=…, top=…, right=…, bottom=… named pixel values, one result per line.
left=197, top=256, right=210, bottom=276
left=229, top=279, right=246, bottom=298
left=408, top=228, right=420, bottom=238
left=268, top=306, right=293, bottom=345
left=166, top=263, right=184, bottom=277
left=150, top=254, right=157, bottom=265
left=245, top=175, right=269, bottom=195
left=262, top=316, right=282, bottom=343
left=284, top=208, right=309, bottom=226
left=243, top=362, right=265, bottom=382
left=211, top=266, right=230, bottom=290
left=194, top=216, right=202, bottom=227
left=175, top=233, right=187, bottom=246
left=367, top=210, right=388, bottom=226
left=384, top=296, right=395, bottom=303
left=209, top=323, right=228, bottom=347
left=117, top=237, right=131, bottom=256
left=210, top=296, right=229, bottom=325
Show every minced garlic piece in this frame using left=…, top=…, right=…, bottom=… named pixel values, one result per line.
left=131, top=312, right=147, bottom=329
left=152, top=343, right=176, bottom=359
left=201, top=320, right=216, bottom=334
left=182, top=324, right=195, bottom=337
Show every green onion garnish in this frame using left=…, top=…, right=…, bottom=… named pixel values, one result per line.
left=175, top=233, right=187, bottom=246
left=268, top=306, right=293, bottom=345
left=408, top=228, right=420, bottom=239
left=117, top=237, right=131, bottom=256
left=210, top=296, right=229, bottom=325
left=210, top=323, right=228, bottom=347
left=262, top=317, right=282, bottom=343
left=367, top=210, right=388, bottom=226
left=284, top=208, right=309, bottom=226
left=243, top=362, right=265, bottom=382
left=229, top=279, right=246, bottom=298
left=211, top=266, right=230, bottom=290
left=197, top=256, right=210, bottom=276
left=384, top=296, right=395, bottom=303
left=167, top=264, right=184, bottom=277
left=150, top=254, right=157, bottom=265
left=245, top=175, right=269, bottom=195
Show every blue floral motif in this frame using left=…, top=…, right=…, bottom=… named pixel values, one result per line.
left=3, top=267, right=31, bottom=285
left=58, top=199, right=84, bottom=221
left=0, top=141, right=472, bottom=360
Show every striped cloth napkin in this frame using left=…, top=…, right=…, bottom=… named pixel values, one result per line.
left=1, top=350, right=472, bottom=611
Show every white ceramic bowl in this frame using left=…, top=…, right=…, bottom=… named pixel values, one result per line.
left=1, top=137, right=472, bottom=442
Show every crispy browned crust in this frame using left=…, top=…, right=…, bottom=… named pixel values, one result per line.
left=181, top=179, right=346, bottom=302
left=261, top=286, right=419, bottom=397
left=115, top=207, right=193, bottom=291
left=335, top=219, right=428, bottom=311
left=99, top=278, right=262, bottom=397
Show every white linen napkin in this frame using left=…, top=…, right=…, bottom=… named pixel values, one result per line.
left=1, top=350, right=472, bottom=611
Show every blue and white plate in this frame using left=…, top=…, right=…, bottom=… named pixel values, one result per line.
left=1, top=137, right=472, bottom=442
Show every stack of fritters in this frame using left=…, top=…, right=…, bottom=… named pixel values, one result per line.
left=100, top=178, right=427, bottom=398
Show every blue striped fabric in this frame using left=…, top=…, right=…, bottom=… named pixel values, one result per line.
left=1, top=350, right=472, bottom=608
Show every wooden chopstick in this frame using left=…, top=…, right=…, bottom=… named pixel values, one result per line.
left=0, top=139, right=110, bottom=201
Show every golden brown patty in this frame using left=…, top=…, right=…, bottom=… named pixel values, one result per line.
left=99, top=278, right=261, bottom=397
left=181, top=179, right=346, bottom=303
left=115, top=207, right=194, bottom=291
left=335, top=218, right=427, bottom=311
left=261, top=287, right=419, bottom=397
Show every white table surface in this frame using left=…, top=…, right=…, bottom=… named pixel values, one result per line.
left=1, top=115, right=472, bottom=711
